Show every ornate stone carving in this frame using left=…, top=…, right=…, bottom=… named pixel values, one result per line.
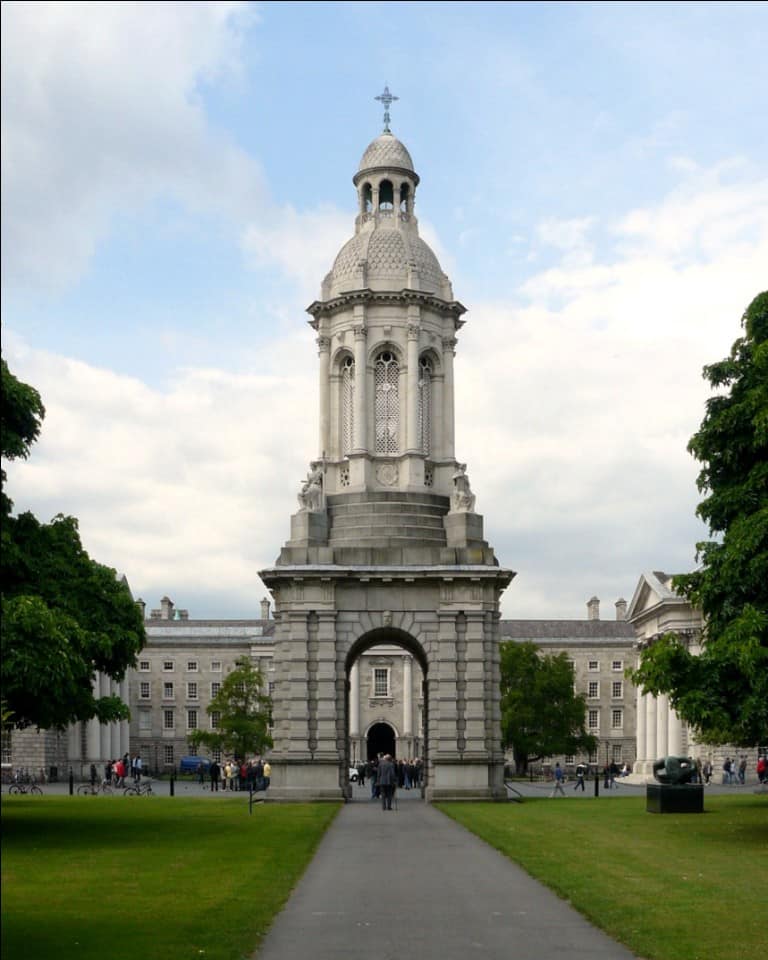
left=376, top=461, right=398, bottom=487
left=450, top=463, right=476, bottom=513
left=316, top=336, right=330, bottom=353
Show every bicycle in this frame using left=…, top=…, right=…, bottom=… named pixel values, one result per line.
left=77, top=781, right=113, bottom=796
left=124, top=780, right=153, bottom=796
left=8, top=782, right=43, bottom=795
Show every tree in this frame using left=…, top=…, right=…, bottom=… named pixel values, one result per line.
left=500, top=641, right=597, bottom=775
left=632, top=292, right=768, bottom=746
left=1, top=360, right=145, bottom=730
left=188, top=656, right=272, bottom=759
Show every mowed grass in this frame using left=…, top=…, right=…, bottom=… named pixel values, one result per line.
left=1, top=796, right=339, bottom=960
left=439, top=794, right=768, bottom=960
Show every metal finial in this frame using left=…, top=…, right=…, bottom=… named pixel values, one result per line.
left=375, top=84, right=399, bottom=133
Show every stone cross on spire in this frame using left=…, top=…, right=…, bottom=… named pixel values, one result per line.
left=375, top=84, right=399, bottom=133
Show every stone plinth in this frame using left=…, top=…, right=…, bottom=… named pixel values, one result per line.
left=646, top=783, right=704, bottom=814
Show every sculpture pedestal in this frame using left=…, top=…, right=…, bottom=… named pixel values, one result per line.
left=646, top=783, right=704, bottom=814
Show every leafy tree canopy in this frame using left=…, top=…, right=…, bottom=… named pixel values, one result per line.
left=188, top=655, right=273, bottom=760
left=500, top=640, right=597, bottom=775
left=1, top=359, right=145, bottom=730
left=632, top=292, right=768, bottom=746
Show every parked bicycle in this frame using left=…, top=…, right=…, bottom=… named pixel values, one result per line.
left=124, top=781, right=153, bottom=796
left=8, top=782, right=43, bottom=795
left=77, top=781, right=113, bottom=796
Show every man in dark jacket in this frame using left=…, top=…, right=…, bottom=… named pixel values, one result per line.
left=377, top=754, right=397, bottom=811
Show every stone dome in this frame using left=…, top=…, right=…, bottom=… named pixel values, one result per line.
left=325, top=224, right=447, bottom=297
left=356, top=133, right=416, bottom=179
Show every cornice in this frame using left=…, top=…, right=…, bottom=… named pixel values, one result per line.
left=307, top=288, right=466, bottom=326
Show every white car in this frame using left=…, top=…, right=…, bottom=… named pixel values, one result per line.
left=349, top=767, right=359, bottom=783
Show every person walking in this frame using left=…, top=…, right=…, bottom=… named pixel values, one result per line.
left=550, top=762, right=566, bottom=798
left=573, top=762, right=586, bottom=792
left=377, top=754, right=397, bottom=811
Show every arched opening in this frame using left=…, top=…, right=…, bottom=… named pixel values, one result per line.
left=345, top=627, right=429, bottom=799
left=362, top=182, right=373, bottom=213
left=399, top=182, right=410, bottom=213
left=418, top=354, right=433, bottom=455
left=374, top=351, right=399, bottom=454
left=378, top=179, right=394, bottom=210
left=367, top=722, right=396, bottom=760
left=340, top=354, right=354, bottom=455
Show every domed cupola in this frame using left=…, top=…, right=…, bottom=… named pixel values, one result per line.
left=321, top=90, right=452, bottom=302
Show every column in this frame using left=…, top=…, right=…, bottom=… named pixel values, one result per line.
left=668, top=705, right=684, bottom=756
left=402, top=656, right=412, bottom=736
left=99, top=674, right=111, bottom=759
left=68, top=722, right=82, bottom=762
left=645, top=695, right=657, bottom=763
left=432, top=373, right=444, bottom=460
left=349, top=661, right=360, bottom=738
left=635, top=688, right=647, bottom=769
left=406, top=313, right=419, bottom=452
left=119, top=679, right=130, bottom=756
left=318, top=335, right=331, bottom=457
left=657, top=693, right=669, bottom=758
left=353, top=319, right=367, bottom=453
left=110, top=678, right=121, bottom=759
left=442, top=336, right=456, bottom=459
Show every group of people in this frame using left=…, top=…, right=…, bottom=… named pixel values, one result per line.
left=199, top=758, right=271, bottom=793
left=358, top=756, right=423, bottom=798
left=99, top=754, right=142, bottom=786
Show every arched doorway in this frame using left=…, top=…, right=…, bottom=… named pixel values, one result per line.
left=346, top=627, right=429, bottom=797
left=367, top=721, right=396, bottom=759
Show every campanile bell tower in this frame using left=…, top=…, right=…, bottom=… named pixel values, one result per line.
left=261, top=90, right=515, bottom=801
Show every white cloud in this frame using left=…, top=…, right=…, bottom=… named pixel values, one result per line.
left=456, top=163, right=768, bottom=616
left=4, top=338, right=316, bottom=616
left=1, top=0, right=264, bottom=289
left=243, top=204, right=351, bottom=303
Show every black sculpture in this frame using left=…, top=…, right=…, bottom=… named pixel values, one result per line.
left=652, top=755, right=696, bottom=785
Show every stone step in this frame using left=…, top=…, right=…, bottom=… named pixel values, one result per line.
left=328, top=501, right=447, bottom=518
left=330, top=511, right=445, bottom=530
left=329, top=524, right=447, bottom=544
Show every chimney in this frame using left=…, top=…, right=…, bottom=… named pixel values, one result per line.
left=160, top=596, right=174, bottom=620
left=136, top=598, right=146, bottom=619
left=178, top=609, right=189, bottom=620
left=260, top=597, right=271, bottom=620
left=615, top=598, right=627, bottom=621
left=587, top=596, right=600, bottom=621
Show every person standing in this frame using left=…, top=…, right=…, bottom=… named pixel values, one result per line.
left=377, top=754, right=397, bottom=811
left=262, top=760, right=271, bottom=792
left=209, top=759, right=220, bottom=792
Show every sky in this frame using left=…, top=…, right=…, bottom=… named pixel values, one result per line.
left=2, top=1, right=767, bottom=622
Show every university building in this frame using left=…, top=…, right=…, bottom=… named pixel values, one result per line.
left=4, top=106, right=760, bottom=788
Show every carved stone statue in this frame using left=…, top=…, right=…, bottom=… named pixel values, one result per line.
left=652, top=755, right=696, bottom=785
left=451, top=463, right=476, bottom=513
left=297, top=465, right=324, bottom=512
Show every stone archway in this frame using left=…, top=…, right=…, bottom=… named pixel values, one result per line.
left=345, top=626, right=429, bottom=794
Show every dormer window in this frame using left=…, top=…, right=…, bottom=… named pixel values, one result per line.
left=379, top=179, right=394, bottom=211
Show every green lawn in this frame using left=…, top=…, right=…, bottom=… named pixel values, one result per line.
left=1, top=796, right=339, bottom=960
left=439, top=794, right=768, bottom=960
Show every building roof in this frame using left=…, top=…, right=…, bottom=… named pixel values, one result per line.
left=501, top=619, right=636, bottom=641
